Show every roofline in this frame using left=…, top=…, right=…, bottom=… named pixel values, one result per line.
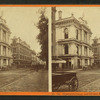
left=55, top=16, right=93, bottom=34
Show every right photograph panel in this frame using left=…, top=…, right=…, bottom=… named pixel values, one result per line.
left=52, top=7, right=100, bottom=92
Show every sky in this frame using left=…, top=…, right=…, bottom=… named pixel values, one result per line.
left=56, top=7, right=100, bottom=39
left=0, top=7, right=49, bottom=53
left=1, top=7, right=99, bottom=53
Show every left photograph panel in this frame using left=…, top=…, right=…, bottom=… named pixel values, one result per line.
left=0, top=7, right=49, bottom=92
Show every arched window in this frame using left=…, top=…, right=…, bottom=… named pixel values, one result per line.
left=64, top=28, right=68, bottom=39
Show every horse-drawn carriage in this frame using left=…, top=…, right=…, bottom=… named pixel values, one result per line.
left=52, top=71, right=78, bottom=91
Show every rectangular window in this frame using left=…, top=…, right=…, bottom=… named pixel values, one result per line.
left=3, top=30, right=6, bottom=42
left=85, top=59, right=88, bottom=65
left=84, top=31, right=87, bottom=42
left=84, top=46, right=87, bottom=56
left=64, top=28, right=68, bottom=39
left=3, top=59, right=6, bottom=65
left=65, top=44, right=68, bottom=54
left=77, top=45, right=79, bottom=55
left=3, top=46, right=6, bottom=56
left=76, top=29, right=78, bottom=40
left=94, top=48, right=97, bottom=52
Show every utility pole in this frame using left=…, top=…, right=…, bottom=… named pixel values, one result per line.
left=52, top=7, right=56, bottom=59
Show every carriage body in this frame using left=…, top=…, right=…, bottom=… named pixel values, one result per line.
left=52, top=71, right=78, bottom=91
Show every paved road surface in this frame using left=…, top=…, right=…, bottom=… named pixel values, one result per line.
left=0, top=68, right=48, bottom=92
left=53, top=68, right=100, bottom=92
left=77, top=68, right=100, bottom=92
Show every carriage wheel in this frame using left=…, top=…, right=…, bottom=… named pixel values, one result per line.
left=68, top=78, right=78, bottom=91
left=52, top=84, right=60, bottom=91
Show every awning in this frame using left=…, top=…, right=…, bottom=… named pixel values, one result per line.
left=52, top=60, right=66, bottom=63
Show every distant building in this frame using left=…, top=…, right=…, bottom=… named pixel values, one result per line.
left=31, top=50, right=37, bottom=65
left=35, top=53, right=45, bottom=65
left=52, top=10, right=94, bottom=69
left=0, top=16, right=13, bottom=68
left=92, top=37, right=100, bottom=64
left=11, top=37, right=32, bottom=67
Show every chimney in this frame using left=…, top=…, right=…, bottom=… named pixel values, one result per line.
left=58, top=10, right=62, bottom=20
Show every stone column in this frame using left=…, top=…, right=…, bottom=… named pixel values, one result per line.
left=56, top=44, right=59, bottom=56
left=88, top=59, right=90, bottom=65
left=81, top=29, right=84, bottom=41
left=0, top=59, right=1, bottom=68
left=82, top=58, right=85, bottom=67
left=6, top=59, right=8, bottom=65
left=8, top=48, right=9, bottom=57
left=0, top=29, right=1, bottom=41
left=1, top=29, right=3, bottom=41
left=70, top=43, right=75, bottom=55
left=6, top=47, right=8, bottom=56
left=62, top=45, right=64, bottom=55
left=87, top=33, right=89, bottom=43
left=81, top=46, right=82, bottom=55
left=70, top=43, right=74, bottom=55
left=6, top=32, right=8, bottom=43
left=87, top=47, right=89, bottom=57
left=68, top=43, right=71, bottom=55
left=59, top=63, right=62, bottom=69
left=1, top=45, right=3, bottom=56
left=82, top=45, right=84, bottom=56
left=79, top=45, right=81, bottom=56
left=1, top=59, right=3, bottom=68
left=73, top=44, right=77, bottom=55
left=0, top=45, right=1, bottom=55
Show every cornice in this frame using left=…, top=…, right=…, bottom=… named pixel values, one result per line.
left=0, top=41, right=11, bottom=48
left=56, top=17, right=92, bottom=34
left=0, top=23, right=11, bottom=34
left=57, top=39, right=92, bottom=48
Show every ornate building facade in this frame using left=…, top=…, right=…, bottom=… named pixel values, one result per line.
left=0, top=16, right=13, bottom=68
left=92, top=37, right=100, bottom=64
left=53, top=11, right=94, bottom=69
left=11, top=37, right=32, bottom=67
left=11, top=37, right=42, bottom=67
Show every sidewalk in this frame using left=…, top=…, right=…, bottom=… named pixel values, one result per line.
left=55, top=68, right=82, bottom=73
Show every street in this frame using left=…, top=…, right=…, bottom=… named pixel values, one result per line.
left=0, top=68, right=48, bottom=92
left=77, top=68, right=100, bottom=92
left=53, top=67, right=100, bottom=92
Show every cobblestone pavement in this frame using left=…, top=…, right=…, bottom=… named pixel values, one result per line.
left=0, top=68, right=48, bottom=92
left=77, top=68, right=100, bottom=92
left=53, top=68, right=100, bottom=92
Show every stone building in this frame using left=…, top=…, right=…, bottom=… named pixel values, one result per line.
left=11, top=37, right=32, bottom=67
left=31, top=50, right=37, bottom=65
left=52, top=10, right=94, bottom=69
left=0, top=16, right=13, bottom=68
left=92, top=37, right=100, bottom=65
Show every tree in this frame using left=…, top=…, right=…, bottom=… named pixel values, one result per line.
left=36, top=8, right=48, bottom=69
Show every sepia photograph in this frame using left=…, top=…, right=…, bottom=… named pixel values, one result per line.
left=52, top=7, right=100, bottom=92
left=0, top=7, right=49, bottom=92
